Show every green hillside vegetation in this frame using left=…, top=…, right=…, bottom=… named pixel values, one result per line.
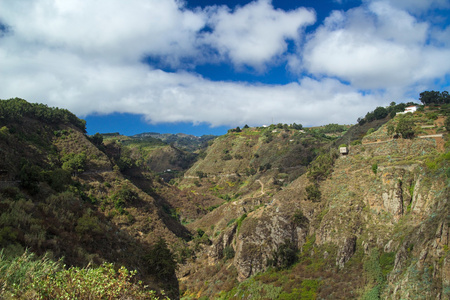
left=132, top=132, right=216, bottom=152
left=102, top=134, right=198, bottom=181
left=0, top=94, right=449, bottom=299
left=0, top=98, right=186, bottom=298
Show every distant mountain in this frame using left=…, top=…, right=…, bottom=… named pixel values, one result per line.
left=132, top=132, right=217, bottom=152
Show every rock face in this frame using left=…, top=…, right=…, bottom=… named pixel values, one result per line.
left=233, top=201, right=308, bottom=281
left=336, top=236, right=356, bottom=269
left=179, top=121, right=449, bottom=299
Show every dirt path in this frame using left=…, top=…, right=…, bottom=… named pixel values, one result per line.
left=256, top=179, right=265, bottom=196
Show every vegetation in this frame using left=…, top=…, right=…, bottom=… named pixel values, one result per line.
left=395, top=115, right=415, bottom=139
left=307, top=150, right=339, bottom=183
left=145, top=238, right=177, bottom=281
left=0, top=250, right=163, bottom=299
left=419, top=90, right=449, bottom=105
left=0, top=95, right=448, bottom=299
left=0, top=98, right=86, bottom=131
left=305, top=183, right=321, bottom=201
left=267, top=240, right=298, bottom=270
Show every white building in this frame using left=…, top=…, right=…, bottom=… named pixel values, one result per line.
left=396, top=105, right=418, bottom=115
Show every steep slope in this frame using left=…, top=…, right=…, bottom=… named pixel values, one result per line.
left=133, top=132, right=216, bottom=152
left=178, top=108, right=449, bottom=299
left=103, top=133, right=198, bottom=181
left=0, top=98, right=188, bottom=298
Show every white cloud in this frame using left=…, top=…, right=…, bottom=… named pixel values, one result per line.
left=1, top=0, right=206, bottom=63
left=0, top=42, right=382, bottom=127
left=378, top=0, right=450, bottom=14
left=301, top=1, right=450, bottom=90
left=0, top=0, right=448, bottom=131
left=203, top=0, right=316, bottom=69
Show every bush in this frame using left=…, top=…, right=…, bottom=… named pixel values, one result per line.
left=61, top=152, right=87, bottom=174
left=396, top=117, right=415, bottom=139
left=307, top=150, right=338, bottom=183
left=196, top=171, right=207, bottom=179
left=305, top=184, right=321, bottom=201
left=145, top=238, right=177, bottom=280
left=292, top=209, right=309, bottom=227
left=268, top=240, right=298, bottom=269
left=223, top=246, right=235, bottom=260
left=221, top=153, right=233, bottom=161
left=366, top=128, right=375, bottom=135
left=48, top=168, right=72, bottom=191
left=0, top=250, right=160, bottom=299
left=372, top=163, right=378, bottom=174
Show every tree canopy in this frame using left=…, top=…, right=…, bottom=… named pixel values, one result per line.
left=0, top=98, right=86, bottom=132
left=419, top=91, right=449, bottom=105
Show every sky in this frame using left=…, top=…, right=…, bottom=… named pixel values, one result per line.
left=1, top=0, right=450, bottom=136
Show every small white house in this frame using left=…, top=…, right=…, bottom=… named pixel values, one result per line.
left=404, top=106, right=418, bottom=113
left=396, top=105, right=418, bottom=115
left=340, top=147, right=348, bottom=155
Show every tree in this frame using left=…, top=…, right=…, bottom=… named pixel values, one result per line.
left=268, top=240, right=298, bottom=269
left=419, top=90, right=450, bottom=105
left=365, top=111, right=376, bottom=122
left=145, top=238, right=177, bottom=280
left=90, top=133, right=103, bottom=146
left=61, top=152, right=87, bottom=174
left=373, top=106, right=388, bottom=120
left=305, top=184, right=321, bottom=201
left=396, top=117, right=415, bottom=139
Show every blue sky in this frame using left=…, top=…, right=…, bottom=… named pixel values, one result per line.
left=1, top=0, right=450, bottom=136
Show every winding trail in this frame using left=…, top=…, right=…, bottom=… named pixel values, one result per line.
left=255, top=179, right=265, bottom=196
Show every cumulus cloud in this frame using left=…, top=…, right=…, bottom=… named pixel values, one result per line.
left=203, top=0, right=315, bottom=69
left=0, top=42, right=380, bottom=126
left=0, top=0, right=206, bottom=64
left=379, top=0, right=450, bottom=14
left=301, top=0, right=450, bottom=90
left=0, top=0, right=449, bottom=129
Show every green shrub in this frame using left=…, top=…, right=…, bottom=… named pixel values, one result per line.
left=221, top=153, right=233, bottom=161
left=427, top=112, right=439, bottom=120
left=396, top=116, right=415, bottom=139
left=145, top=238, right=177, bottom=280
left=196, top=171, right=207, bottom=179
left=223, top=246, right=235, bottom=260
left=197, top=228, right=205, bottom=237
left=61, top=152, right=87, bottom=174
left=366, top=128, right=375, bottom=135
left=305, top=184, right=321, bottom=201
left=0, top=250, right=160, bottom=299
left=372, top=163, right=378, bottom=174
left=267, top=240, right=298, bottom=270
left=307, top=150, right=338, bottom=183
left=292, top=209, right=309, bottom=227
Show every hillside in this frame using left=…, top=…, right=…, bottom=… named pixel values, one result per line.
left=102, top=133, right=199, bottom=181
left=133, top=132, right=216, bottom=152
left=175, top=105, right=449, bottom=299
left=0, top=97, right=449, bottom=299
left=0, top=98, right=188, bottom=298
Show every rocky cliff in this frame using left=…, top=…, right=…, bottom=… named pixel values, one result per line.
left=178, top=111, right=449, bottom=299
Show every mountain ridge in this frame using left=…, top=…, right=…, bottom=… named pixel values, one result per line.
left=0, top=97, right=449, bottom=299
